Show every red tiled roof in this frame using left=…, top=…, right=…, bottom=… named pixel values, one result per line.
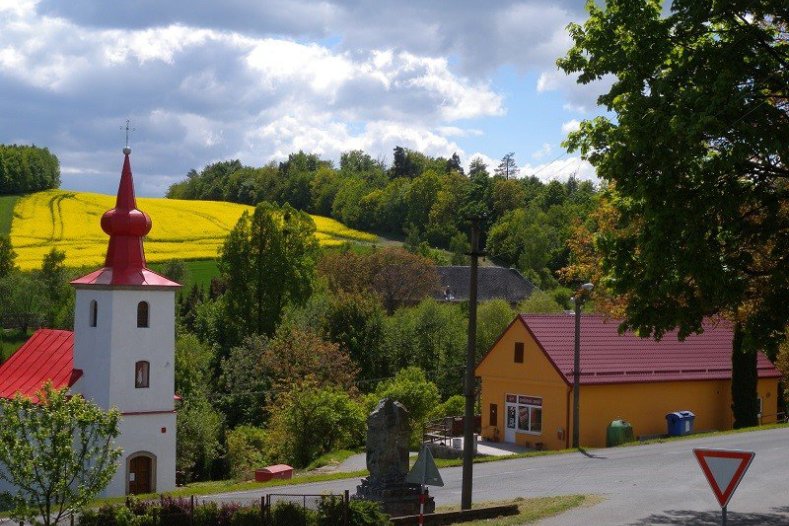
left=518, top=314, right=780, bottom=385
left=0, top=329, right=80, bottom=401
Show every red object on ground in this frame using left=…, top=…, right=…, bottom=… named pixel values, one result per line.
left=254, top=464, right=294, bottom=482
left=0, top=329, right=79, bottom=401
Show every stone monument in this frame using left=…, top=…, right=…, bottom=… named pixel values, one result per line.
left=354, top=398, right=435, bottom=516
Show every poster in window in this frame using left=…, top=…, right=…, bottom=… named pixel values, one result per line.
left=518, top=406, right=529, bottom=431
left=530, top=407, right=542, bottom=432
left=507, top=406, right=516, bottom=429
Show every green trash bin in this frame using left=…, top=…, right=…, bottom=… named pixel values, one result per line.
left=606, top=419, right=634, bottom=447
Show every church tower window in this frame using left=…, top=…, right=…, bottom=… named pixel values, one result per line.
left=135, top=361, right=150, bottom=388
left=89, top=300, right=98, bottom=327
left=137, top=301, right=149, bottom=328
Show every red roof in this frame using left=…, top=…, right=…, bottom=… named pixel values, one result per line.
left=514, top=314, right=780, bottom=385
left=0, top=329, right=81, bottom=401
left=71, top=148, right=178, bottom=289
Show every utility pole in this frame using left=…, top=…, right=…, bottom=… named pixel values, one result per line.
left=571, top=282, right=593, bottom=449
left=462, top=217, right=484, bottom=510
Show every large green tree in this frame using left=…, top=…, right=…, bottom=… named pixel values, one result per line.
left=0, top=384, right=121, bottom=526
left=559, top=0, right=788, bottom=426
left=218, top=202, right=319, bottom=340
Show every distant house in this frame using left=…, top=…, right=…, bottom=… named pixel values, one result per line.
left=475, top=314, right=781, bottom=450
left=434, top=266, right=535, bottom=305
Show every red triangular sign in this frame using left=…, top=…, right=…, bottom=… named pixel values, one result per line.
left=693, top=449, right=755, bottom=507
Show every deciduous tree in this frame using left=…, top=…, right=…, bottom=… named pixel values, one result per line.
left=559, top=0, right=789, bottom=426
left=0, top=384, right=121, bottom=526
left=219, top=202, right=319, bottom=340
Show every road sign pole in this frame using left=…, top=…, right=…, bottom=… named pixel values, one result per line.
left=722, top=504, right=727, bottom=526
left=418, top=486, right=425, bottom=526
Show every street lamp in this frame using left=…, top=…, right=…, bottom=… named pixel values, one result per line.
left=571, top=282, right=593, bottom=449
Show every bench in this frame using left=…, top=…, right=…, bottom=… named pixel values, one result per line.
left=254, top=464, right=294, bottom=482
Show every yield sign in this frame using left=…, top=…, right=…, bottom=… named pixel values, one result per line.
left=406, top=445, right=444, bottom=487
left=693, top=448, right=755, bottom=507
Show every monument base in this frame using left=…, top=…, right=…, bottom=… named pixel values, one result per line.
left=354, top=477, right=435, bottom=517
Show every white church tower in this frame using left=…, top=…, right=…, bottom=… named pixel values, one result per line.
left=71, top=146, right=180, bottom=496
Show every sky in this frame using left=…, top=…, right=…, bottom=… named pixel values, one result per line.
left=0, top=0, right=610, bottom=197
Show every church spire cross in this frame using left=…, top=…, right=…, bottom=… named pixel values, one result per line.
left=121, top=119, right=135, bottom=151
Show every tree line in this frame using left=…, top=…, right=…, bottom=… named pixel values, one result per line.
left=0, top=144, right=60, bottom=195
left=166, top=148, right=599, bottom=291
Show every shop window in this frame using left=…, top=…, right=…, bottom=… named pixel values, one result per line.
left=514, top=342, right=524, bottom=363
left=89, top=300, right=98, bottom=327
left=508, top=393, right=542, bottom=434
left=135, top=361, right=150, bottom=388
left=137, top=301, right=149, bottom=328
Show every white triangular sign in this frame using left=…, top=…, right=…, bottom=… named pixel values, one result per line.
left=693, top=449, right=755, bottom=508
left=406, top=446, right=444, bottom=487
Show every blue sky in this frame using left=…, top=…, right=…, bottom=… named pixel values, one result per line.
left=0, top=0, right=609, bottom=196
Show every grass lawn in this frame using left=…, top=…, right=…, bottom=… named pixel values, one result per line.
left=0, top=330, right=30, bottom=362
left=0, top=195, right=19, bottom=236
left=148, top=259, right=219, bottom=290
left=436, top=495, right=602, bottom=525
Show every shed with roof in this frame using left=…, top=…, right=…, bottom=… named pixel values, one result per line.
left=474, top=314, right=781, bottom=450
left=434, top=266, right=535, bottom=305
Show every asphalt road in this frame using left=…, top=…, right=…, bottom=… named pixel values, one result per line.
left=205, top=427, right=789, bottom=525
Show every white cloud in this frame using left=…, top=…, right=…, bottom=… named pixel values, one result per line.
left=561, top=119, right=581, bottom=134
left=531, top=142, right=552, bottom=160
left=537, top=70, right=615, bottom=114
left=521, top=155, right=597, bottom=183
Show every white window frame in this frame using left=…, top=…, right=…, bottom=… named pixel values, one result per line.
left=506, top=394, right=543, bottom=435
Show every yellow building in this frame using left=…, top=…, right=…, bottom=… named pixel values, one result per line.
left=475, top=314, right=781, bottom=450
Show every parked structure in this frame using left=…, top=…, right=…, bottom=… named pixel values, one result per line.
left=0, top=147, right=179, bottom=496
left=475, top=314, right=780, bottom=449
left=435, top=266, right=535, bottom=305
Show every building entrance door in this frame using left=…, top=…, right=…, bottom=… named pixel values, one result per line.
left=128, top=455, right=152, bottom=495
left=504, top=402, right=517, bottom=443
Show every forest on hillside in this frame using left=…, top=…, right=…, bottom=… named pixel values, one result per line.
left=167, top=148, right=599, bottom=291
left=0, top=144, right=60, bottom=195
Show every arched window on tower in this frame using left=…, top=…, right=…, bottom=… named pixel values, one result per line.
left=135, top=361, right=150, bottom=388
left=89, top=300, right=98, bottom=327
left=137, top=301, right=149, bottom=328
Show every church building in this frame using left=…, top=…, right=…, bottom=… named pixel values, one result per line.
left=0, top=147, right=179, bottom=496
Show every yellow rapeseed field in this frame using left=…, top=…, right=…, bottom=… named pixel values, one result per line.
left=10, top=190, right=377, bottom=270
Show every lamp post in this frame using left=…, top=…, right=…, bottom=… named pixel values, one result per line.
left=571, top=282, right=593, bottom=449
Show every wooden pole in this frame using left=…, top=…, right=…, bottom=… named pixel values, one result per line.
left=461, top=217, right=483, bottom=510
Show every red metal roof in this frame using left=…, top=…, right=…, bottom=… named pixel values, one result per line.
left=71, top=149, right=178, bottom=289
left=517, top=314, right=780, bottom=385
left=0, top=329, right=80, bottom=401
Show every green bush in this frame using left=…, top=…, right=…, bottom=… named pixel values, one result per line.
left=230, top=506, right=265, bottom=526
left=78, top=505, right=138, bottom=526
left=271, top=500, right=316, bottom=526
left=226, top=425, right=270, bottom=480
left=267, top=384, right=366, bottom=468
left=317, top=495, right=345, bottom=526
left=349, top=500, right=390, bottom=526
